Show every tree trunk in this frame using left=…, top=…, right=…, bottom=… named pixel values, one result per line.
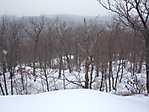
left=84, top=57, right=89, bottom=89
left=89, top=63, right=94, bottom=89
left=3, top=63, right=8, bottom=95
left=105, top=73, right=108, bottom=92
left=119, top=59, right=124, bottom=83
left=66, top=55, right=72, bottom=73
left=63, top=69, right=66, bottom=89
left=137, top=52, right=144, bottom=73
left=108, top=61, right=112, bottom=92
left=8, top=65, right=15, bottom=95
left=0, top=82, right=5, bottom=95
left=20, top=65, right=25, bottom=91
left=100, top=67, right=104, bottom=91
left=10, top=69, right=14, bottom=95
left=96, top=65, right=99, bottom=77
left=114, top=60, right=121, bottom=90
left=145, top=38, right=149, bottom=94
left=43, top=63, right=49, bottom=91
left=33, top=62, right=36, bottom=82
left=58, top=56, right=62, bottom=79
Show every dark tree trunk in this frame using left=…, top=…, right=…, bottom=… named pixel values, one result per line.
left=96, top=65, right=99, bottom=77
left=0, top=82, right=5, bottom=95
left=8, top=65, right=14, bottom=95
left=114, top=60, right=121, bottom=90
left=137, top=52, right=144, bottom=73
left=119, top=59, right=124, bottom=83
left=33, top=62, right=36, bottom=82
left=108, top=60, right=112, bottom=92
left=20, top=65, right=25, bottom=90
left=58, top=55, right=63, bottom=79
left=66, top=55, right=72, bottom=73
left=84, top=57, right=89, bottom=89
left=43, top=63, right=49, bottom=91
left=145, top=38, right=149, bottom=94
left=89, top=63, right=94, bottom=89
left=3, top=63, right=8, bottom=95
left=10, top=69, right=14, bottom=95
left=105, top=73, right=108, bottom=92
left=100, top=67, right=104, bottom=91
left=62, top=69, right=66, bottom=89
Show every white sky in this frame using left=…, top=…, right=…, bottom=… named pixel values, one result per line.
left=0, top=0, right=108, bottom=16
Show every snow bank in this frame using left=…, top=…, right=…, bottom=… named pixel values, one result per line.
left=0, top=89, right=148, bottom=112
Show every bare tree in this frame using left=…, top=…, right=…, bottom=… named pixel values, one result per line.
left=24, top=16, right=45, bottom=81
left=0, top=16, right=9, bottom=95
left=98, top=0, right=149, bottom=94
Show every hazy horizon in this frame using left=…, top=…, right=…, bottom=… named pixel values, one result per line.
left=0, top=0, right=109, bottom=16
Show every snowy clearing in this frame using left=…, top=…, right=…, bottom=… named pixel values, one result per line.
left=0, top=89, right=149, bottom=112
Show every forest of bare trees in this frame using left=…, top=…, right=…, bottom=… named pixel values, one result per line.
left=98, top=0, right=149, bottom=94
left=0, top=1, right=149, bottom=112
left=0, top=15, right=147, bottom=95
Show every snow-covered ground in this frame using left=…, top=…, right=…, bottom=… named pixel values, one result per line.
left=0, top=60, right=147, bottom=95
left=0, top=89, right=149, bottom=112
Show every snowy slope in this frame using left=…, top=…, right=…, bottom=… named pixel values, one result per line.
left=0, top=89, right=149, bottom=112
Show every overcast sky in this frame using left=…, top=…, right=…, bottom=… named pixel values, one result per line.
left=0, top=0, right=108, bottom=16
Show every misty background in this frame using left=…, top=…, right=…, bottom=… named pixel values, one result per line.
left=0, top=0, right=108, bottom=16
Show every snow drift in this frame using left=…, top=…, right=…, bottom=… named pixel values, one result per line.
left=0, top=89, right=149, bottom=112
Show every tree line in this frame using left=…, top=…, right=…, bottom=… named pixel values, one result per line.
left=0, top=15, right=146, bottom=95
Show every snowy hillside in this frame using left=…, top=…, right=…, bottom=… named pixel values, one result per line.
left=0, top=62, right=147, bottom=95
left=0, top=89, right=149, bottom=112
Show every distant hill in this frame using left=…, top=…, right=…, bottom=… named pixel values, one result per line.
left=46, top=14, right=111, bottom=24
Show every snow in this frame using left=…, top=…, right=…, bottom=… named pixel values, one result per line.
left=0, top=59, right=147, bottom=95
left=0, top=89, right=149, bottom=112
